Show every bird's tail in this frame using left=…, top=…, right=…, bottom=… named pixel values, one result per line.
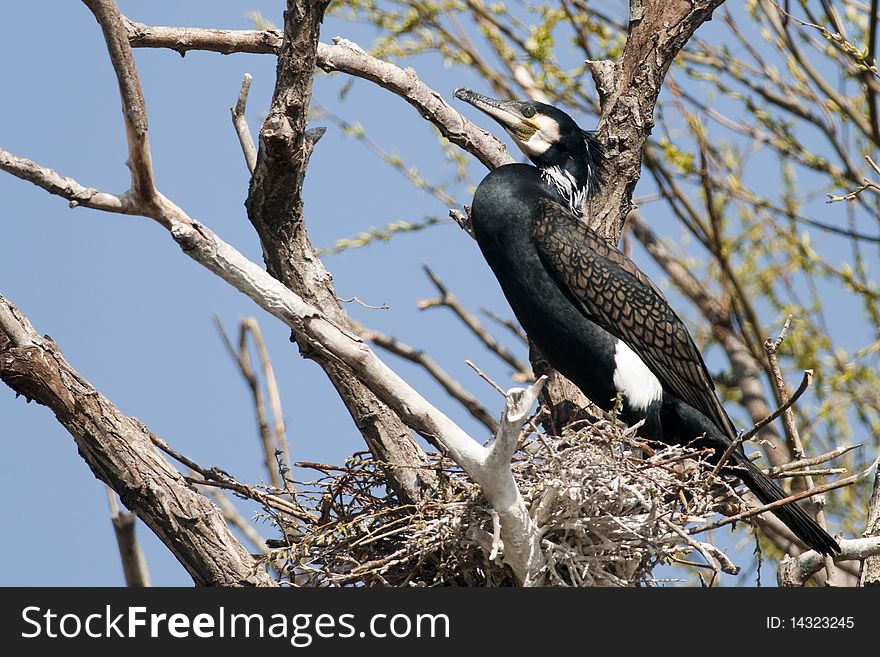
left=730, top=451, right=840, bottom=555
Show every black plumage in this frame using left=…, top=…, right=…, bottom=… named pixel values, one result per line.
left=455, top=87, right=839, bottom=555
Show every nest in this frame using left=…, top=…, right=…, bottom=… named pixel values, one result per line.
left=263, top=419, right=738, bottom=586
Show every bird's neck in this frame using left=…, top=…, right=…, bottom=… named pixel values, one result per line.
left=539, top=160, right=593, bottom=217
left=536, top=131, right=604, bottom=216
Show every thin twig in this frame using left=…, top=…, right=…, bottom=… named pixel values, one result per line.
left=151, top=434, right=312, bottom=522
left=712, top=368, right=813, bottom=476
left=200, top=485, right=269, bottom=556
left=775, top=468, right=846, bottom=478
left=242, top=317, right=292, bottom=486
left=338, top=296, right=389, bottom=310
left=692, top=457, right=879, bottom=536
left=231, top=73, right=257, bottom=175
left=465, top=359, right=507, bottom=396
left=105, top=486, right=151, bottom=587
left=419, top=265, right=532, bottom=378
left=764, top=315, right=836, bottom=584
left=213, top=316, right=281, bottom=490
left=353, top=321, right=500, bottom=433
left=480, top=307, right=528, bottom=344
left=767, top=444, right=861, bottom=476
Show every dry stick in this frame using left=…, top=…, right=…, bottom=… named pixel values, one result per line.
left=419, top=265, right=532, bottom=378
left=150, top=434, right=312, bottom=523
left=480, top=307, right=529, bottom=344
left=712, top=369, right=813, bottom=477
left=105, top=487, right=151, bottom=587
left=776, top=468, right=847, bottom=478
left=213, top=316, right=281, bottom=490
left=764, top=316, right=837, bottom=585
left=691, top=457, right=878, bottom=536
left=201, top=486, right=270, bottom=556
left=768, top=444, right=861, bottom=476
left=465, top=359, right=507, bottom=397
left=352, top=320, right=500, bottom=433
left=123, top=20, right=510, bottom=169
left=242, top=318, right=292, bottom=483
left=664, top=519, right=738, bottom=578
left=778, top=536, right=880, bottom=587
left=231, top=73, right=257, bottom=175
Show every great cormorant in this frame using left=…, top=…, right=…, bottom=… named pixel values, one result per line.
left=454, top=87, right=839, bottom=555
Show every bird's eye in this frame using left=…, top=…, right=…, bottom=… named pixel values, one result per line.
left=522, top=106, right=536, bottom=119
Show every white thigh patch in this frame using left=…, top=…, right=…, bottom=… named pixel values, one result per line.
left=612, top=340, right=663, bottom=411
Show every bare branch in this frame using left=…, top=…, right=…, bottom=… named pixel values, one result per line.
left=767, top=444, right=862, bottom=476
left=0, top=149, right=130, bottom=214
left=122, top=18, right=511, bottom=171
left=124, top=17, right=282, bottom=55
left=353, top=321, right=500, bottom=433
left=83, top=0, right=158, bottom=209
left=775, top=468, right=846, bottom=478
left=861, top=466, right=880, bottom=586
left=480, top=377, right=548, bottom=584
left=778, top=537, right=880, bottom=586
left=243, top=1, right=437, bottom=506
left=202, top=486, right=271, bottom=557
left=465, top=359, right=507, bottom=397
left=764, top=316, right=836, bottom=582
left=713, top=369, right=813, bottom=476
left=152, top=434, right=310, bottom=523
left=664, top=519, right=739, bottom=579
left=480, top=307, right=528, bottom=345
left=214, top=316, right=274, bottom=484
left=242, top=318, right=291, bottom=478
left=106, top=487, right=151, bottom=587
left=419, top=265, right=532, bottom=378
left=691, top=456, right=879, bottom=537
left=231, top=74, right=257, bottom=175
left=0, top=294, right=276, bottom=586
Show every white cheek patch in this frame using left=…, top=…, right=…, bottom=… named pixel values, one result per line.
left=535, top=114, right=560, bottom=142
left=513, top=132, right=551, bottom=156
left=510, top=114, right=560, bottom=156
left=612, top=340, right=663, bottom=412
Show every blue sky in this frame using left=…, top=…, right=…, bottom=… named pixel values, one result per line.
left=0, top=1, right=868, bottom=586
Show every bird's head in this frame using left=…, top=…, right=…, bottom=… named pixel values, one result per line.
left=454, top=87, right=604, bottom=197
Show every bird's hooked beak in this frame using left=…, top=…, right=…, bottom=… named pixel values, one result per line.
left=454, top=87, right=540, bottom=142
